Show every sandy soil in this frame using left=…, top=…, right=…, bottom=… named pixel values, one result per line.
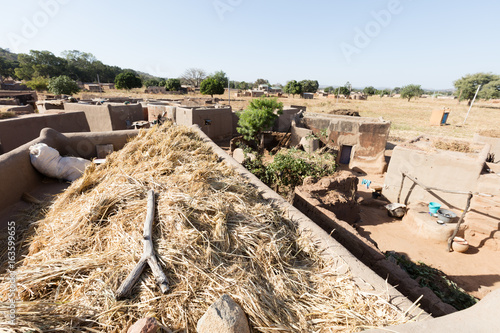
left=355, top=173, right=500, bottom=300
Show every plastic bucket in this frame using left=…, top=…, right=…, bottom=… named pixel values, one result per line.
left=428, top=202, right=441, bottom=214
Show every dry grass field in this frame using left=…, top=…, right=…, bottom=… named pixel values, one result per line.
left=81, top=90, right=500, bottom=141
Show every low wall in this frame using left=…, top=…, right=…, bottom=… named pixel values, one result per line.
left=366, top=288, right=500, bottom=332
left=474, top=133, right=500, bottom=161
left=177, top=106, right=233, bottom=141
left=293, top=189, right=456, bottom=316
left=147, top=103, right=177, bottom=122
left=0, top=112, right=90, bottom=154
left=64, top=103, right=144, bottom=131
left=383, top=144, right=489, bottom=208
left=0, top=128, right=138, bottom=213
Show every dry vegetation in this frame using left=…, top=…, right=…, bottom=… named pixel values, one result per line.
left=77, top=90, right=500, bottom=142
left=0, top=124, right=417, bottom=332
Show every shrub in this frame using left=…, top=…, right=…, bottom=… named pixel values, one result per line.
left=47, top=75, right=80, bottom=95
left=237, top=98, right=283, bottom=147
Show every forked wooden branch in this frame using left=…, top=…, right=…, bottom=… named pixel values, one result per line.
left=116, top=189, right=169, bottom=299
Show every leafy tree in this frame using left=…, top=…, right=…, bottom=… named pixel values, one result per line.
left=144, top=79, right=160, bottom=87
left=324, top=86, right=334, bottom=93
left=363, top=86, right=376, bottom=96
left=0, top=57, right=18, bottom=79
left=238, top=81, right=251, bottom=90
left=164, top=78, right=181, bottom=91
left=400, top=84, right=424, bottom=101
left=378, top=88, right=392, bottom=96
left=158, top=79, right=166, bottom=87
left=26, top=76, right=49, bottom=92
left=283, top=80, right=303, bottom=97
left=300, top=80, right=319, bottom=93
left=212, top=70, right=228, bottom=88
left=181, top=68, right=206, bottom=87
left=393, top=87, right=401, bottom=94
left=335, top=86, right=350, bottom=97
left=454, top=73, right=500, bottom=105
left=62, top=50, right=98, bottom=82
left=479, top=80, right=500, bottom=100
left=15, top=50, right=67, bottom=81
left=254, top=78, right=269, bottom=88
left=237, top=98, right=284, bottom=149
left=115, top=71, right=142, bottom=90
left=200, top=77, right=225, bottom=97
left=47, top=75, right=80, bottom=95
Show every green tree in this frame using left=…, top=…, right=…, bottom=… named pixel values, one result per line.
left=479, top=80, right=500, bottom=100
left=283, top=80, right=303, bottom=98
left=393, top=87, right=401, bottom=94
left=378, top=88, right=391, bottom=96
left=144, top=79, right=160, bottom=87
left=47, top=75, right=80, bottom=95
left=164, top=78, right=181, bottom=91
left=62, top=50, right=98, bottom=82
left=26, top=76, right=49, bottom=92
left=300, top=80, right=319, bottom=93
left=400, top=84, right=423, bottom=101
left=454, top=73, right=500, bottom=105
left=0, top=57, right=18, bottom=79
left=363, top=86, right=376, bottom=96
left=237, top=97, right=284, bottom=149
left=115, top=71, right=142, bottom=90
left=335, top=86, right=350, bottom=97
left=212, top=70, right=228, bottom=87
left=254, top=78, right=269, bottom=88
left=200, top=77, right=225, bottom=97
left=324, top=86, right=334, bottom=93
left=238, top=81, right=251, bottom=90
left=15, top=50, right=66, bottom=80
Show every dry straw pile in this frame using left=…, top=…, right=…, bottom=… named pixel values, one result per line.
left=1, top=124, right=416, bottom=332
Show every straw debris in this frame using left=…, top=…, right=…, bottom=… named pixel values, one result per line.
left=1, top=124, right=416, bottom=332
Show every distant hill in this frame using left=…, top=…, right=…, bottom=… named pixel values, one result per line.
left=0, top=48, right=18, bottom=62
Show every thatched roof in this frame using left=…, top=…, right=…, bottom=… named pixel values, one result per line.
left=0, top=124, right=415, bottom=332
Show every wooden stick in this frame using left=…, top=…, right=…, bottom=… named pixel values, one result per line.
left=447, top=193, right=473, bottom=252
left=116, top=190, right=169, bottom=299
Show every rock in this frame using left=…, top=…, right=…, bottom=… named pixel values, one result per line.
left=127, top=317, right=159, bottom=333
left=299, top=136, right=319, bottom=153
left=232, top=148, right=255, bottom=164
left=197, top=294, right=250, bottom=333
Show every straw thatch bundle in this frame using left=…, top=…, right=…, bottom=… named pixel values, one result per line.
left=0, top=124, right=415, bottom=332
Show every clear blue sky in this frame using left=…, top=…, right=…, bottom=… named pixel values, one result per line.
left=1, top=0, right=499, bottom=89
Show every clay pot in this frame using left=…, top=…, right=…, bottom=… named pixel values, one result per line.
left=452, top=237, right=469, bottom=253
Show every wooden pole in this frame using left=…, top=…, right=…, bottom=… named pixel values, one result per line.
left=447, top=193, right=473, bottom=252
left=116, top=190, right=169, bottom=299
left=463, top=85, right=481, bottom=125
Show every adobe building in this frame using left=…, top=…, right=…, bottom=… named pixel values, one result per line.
left=295, top=113, right=391, bottom=174
left=63, top=102, right=144, bottom=132
left=175, top=105, right=233, bottom=141
left=383, top=136, right=489, bottom=208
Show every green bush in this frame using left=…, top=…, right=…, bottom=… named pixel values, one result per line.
left=386, top=252, right=478, bottom=310
left=47, top=75, right=80, bottom=95
left=237, top=98, right=283, bottom=146
left=243, top=148, right=337, bottom=195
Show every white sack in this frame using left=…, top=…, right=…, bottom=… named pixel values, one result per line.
left=29, top=143, right=91, bottom=181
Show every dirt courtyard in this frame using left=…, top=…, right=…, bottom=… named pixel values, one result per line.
left=355, top=172, right=500, bottom=300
